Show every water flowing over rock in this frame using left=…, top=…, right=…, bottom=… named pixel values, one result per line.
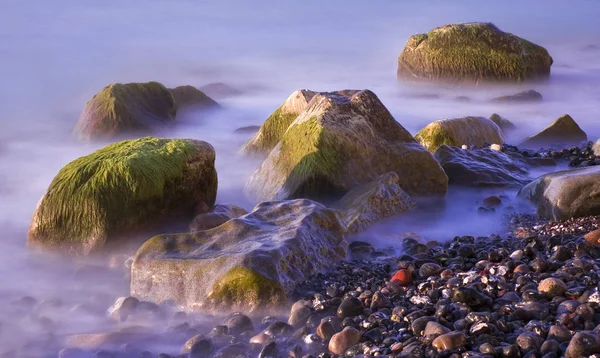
left=245, top=90, right=448, bottom=201
left=130, top=199, right=347, bottom=313
left=28, top=137, right=218, bottom=255
left=520, top=114, right=587, bottom=149
left=434, top=145, right=530, bottom=187
left=168, top=85, right=219, bottom=110
left=518, top=166, right=600, bottom=220
left=415, top=116, right=505, bottom=152
left=492, top=89, right=543, bottom=102
left=189, top=204, right=248, bottom=231
left=73, top=82, right=177, bottom=141
left=396, top=22, right=553, bottom=83
left=337, top=172, right=415, bottom=234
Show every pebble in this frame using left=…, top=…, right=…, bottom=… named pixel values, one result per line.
left=390, top=269, right=412, bottom=286
left=565, top=331, right=600, bottom=358
left=336, top=296, right=363, bottom=318
left=423, top=321, right=451, bottom=336
left=432, top=332, right=467, bottom=350
left=328, top=327, right=360, bottom=355
left=538, top=277, right=567, bottom=298
left=223, top=312, right=254, bottom=336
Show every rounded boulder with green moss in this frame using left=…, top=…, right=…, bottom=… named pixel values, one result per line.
left=73, top=82, right=177, bottom=141
left=130, top=199, right=346, bottom=313
left=397, top=22, right=553, bottom=83
left=415, top=116, right=505, bottom=152
left=169, top=85, right=220, bottom=110
left=28, top=137, right=218, bottom=255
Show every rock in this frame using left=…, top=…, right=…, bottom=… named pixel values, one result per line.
left=565, top=331, right=600, bottom=358
left=489, top=113, right=516, bottom=133
left=27, top=137, right=218, bottom=255
left=593, top=139, right=600, bottom=155
left=328, top=327, right=360, bottom=355
left=316, top=319, right=338, bottom=341
left=337, top=297, right=363, bottom=318
left=434, top=145, right=530, bottom=187
left=181, top=334, right=206, bottom=354
left=241, top=89, right=317, bottom=154
left=482, top=196, right=502, bottom=208
left=520, top=114, right=587, bottom=149
left=518, top=166, right=600, bottom=220
left=198, top=83, right=242, bottom=99
left=397, top=22, right=552, bottom=83
left=492, top=90, right=543, bottom=103
left=108, top=297, right=138, bottom=322
left=337, top=172, right=415, bottom=234
left=189, top=204, right=248, bottom=231
left=517, top=331, right=544, bottom=351
left=432, top=332, right=467, bottom=351
left=584, top=229, right=600, bottom=246
left=423, top=321, right=451, bottom=336
left=73, top=82, right=177, bottom=140
left=223, top=313, right=254, bottom=336
left=234, top=125, right=261, bottom=134
left=390, top=269, right=413, bottom=286
left=288, top=305, right=311, bottom=327
left=131, top=199, right=346, bottom=313
left=419, top=263, right=442, bottom=279
left=169, top=86, right=219, bottom=110
left=188, top=338, right=213, bottom=358
left=245, top=89, right=448, bottom=201
left=415, top=116, right=505, bottom=152
left=65, top=329, right=158, bottom=349
left=412, top=316, right=437, bottom=336
left=538, top=278, right=567, bottom=298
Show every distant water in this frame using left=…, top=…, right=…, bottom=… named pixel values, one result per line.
left=0, top=0, right=599, bottom=354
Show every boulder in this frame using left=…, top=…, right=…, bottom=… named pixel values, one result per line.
left=434, top=145, right=530, bottom=187
left=518, top=166, right=600, bottom=220
left=492, top=90, right=542, bottom=103
left=488, top=113, right=516, bottom=134
left=245, top=90, right=448, bottom=201
left=397, top=22, right=553, bottom=83
left=189, top=204, right=248, bottom=231
left=241, top=89, right=317, bottom=154
left=337, top=172, right=415, bottom=233
left=73, top=82, right=177, bottom=141
left=519, top=114, right=587, bottom=149
left=28, top=137, right=218, bottom=255
left=130, top=199, right=347, bottom=313
left=415, top=116, right=505, bottom=152
left=169, top=86, right=219, bottom=110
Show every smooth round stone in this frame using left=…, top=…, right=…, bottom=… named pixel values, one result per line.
left=316, top=320, right=337, bottom=341
left=517, top=331, right=544, bottom=351
left=565, top=331, right=600, bottom=358
left=419, top=263, right=442, bottom=279
left=288, top=306, right=312, bottom=327
left=370, top=291, right=392, bottom=310
left=328, top=327, right=360, bottom=355
left=412, top=316, right=437, bottom=336
left=337, top=297, right=363, bottom=319
left=541, top=339, right=560, bottom=355
left=259, top=341, right=278, bottom=358
left=189, top=338, right=214, bottom=358
left=584, top=229, right=600, bottom=246
left=224, top=312, right=254, bottom=336
left=423, top=321, right=450, bottom=336
left=514, top=264, right=531, bottom=274
left=458, top=245, right=476, bottom=258
left=510, top=250, right=524, bottom=260
left=538, top=278, right=567, bottom=298
left=108, top=296, right=139, bottom=321
left=482, top=196, right=502, bottom=208
left=548, top=325, right=572, bottom=343
left=181, top=334, right=206, bottom=354
left=432, top=332, right=467, bottom=350
left=390, top=269, right=413, bottom=286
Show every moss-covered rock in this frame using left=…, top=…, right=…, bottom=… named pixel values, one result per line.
left=488, top=113, right=516, bottom=134
left=130, top=199, right=346, bottom=313
left=245, top=90, right=448, bottom=201
left=73, top=82, right=177, bottom=141
left=189, top=204, right=248, bottom=231
left=28, top=137, right=218, bottom=255
left=415, top=116, right=505, bottom=152
left=169, top=86, right=220, bottom=110
left=397, top=22, right=553, bottom=83
left=519, top=114, right=587, bottom=149
left=337, top=172, right=415, bottom=234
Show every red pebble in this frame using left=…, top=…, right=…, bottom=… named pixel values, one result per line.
left=390, top=269, right=412, bottom=286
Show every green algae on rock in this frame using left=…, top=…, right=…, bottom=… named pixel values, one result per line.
left=169, top=85, right=220, bottom=110
left=415, top=116, right=505, bottom=152
left=130, top=199, right=347, bottom=313
left=28, top=137, right=218, bottom=255
left=397, top=22, right=553, bottom=84
left=519, top=114, right=587, bottom=149
left=73, top=82, right=178, bottom=141
left=245, top=90, right=448, bottom=202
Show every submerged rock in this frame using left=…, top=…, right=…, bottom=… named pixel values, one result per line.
left=73, top=82, right=177, bottom=141
left=492, top=89, right=543, bottom=102
left=518, top=166, right=600, bottom=220
left=168, top=85, right=219, bottom=110
left=28, top=137, right=218, bottom=255
left=520, top=114, right=587, bottom=149
left=396, top=22, right=553, bottom=83
left=245, top=90, right=447, bottom=201
left=415, top=116, right=505, bottom=152
left=189, top=204, right=248, bottom=231
left=488, top=113, right=516, bottom=134
left=434, top=145, right=529, bottom=187
left=337, top=172, right=415, bottom=234
left=131, top=199, right=347, bottom=313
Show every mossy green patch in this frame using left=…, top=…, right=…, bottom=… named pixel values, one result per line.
left=208, top=266, right=286, bottom=307
left=244, top=107, right=300, bottom=154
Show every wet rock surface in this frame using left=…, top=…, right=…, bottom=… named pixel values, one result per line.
left=492, top=89, right=543, bottom=103
left=520, top=114, right=588, bottom=150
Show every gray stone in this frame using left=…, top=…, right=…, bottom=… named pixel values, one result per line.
left=520, top=114, right=587, bottom=149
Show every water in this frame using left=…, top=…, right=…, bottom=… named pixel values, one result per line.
left=1, top=0, right=600, bottom=355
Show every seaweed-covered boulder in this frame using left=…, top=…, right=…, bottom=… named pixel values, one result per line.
left=189, top=204, right=248, bottom=231
left=28, top=137, right=218, bottom=255
left=245, top=90, right=448, bottom=201
left=338, top=172, right=415, bottom=234
left=488, top=113, right=516, bottom=134
left=397, top=22, right=553, bottom=83
left=169, top=86, right=219, bottom=110
left=492, top=89, right=542, bottom=103
left=130, top=199, right=347, bottom=313
left=415, top=116, right=505, bottom=152
left=435, top=145, right=530, bottom=187
left=73, top=82, right=177, bottom=141
left=518, top=166, right=600, bottom=220
left=520, top=114, right=587, bottom=149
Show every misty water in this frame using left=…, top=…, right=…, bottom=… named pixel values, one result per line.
left=1, top=0, right=600, bottom=356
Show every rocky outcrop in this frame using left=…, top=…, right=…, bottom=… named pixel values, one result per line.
left=492, top=90, right=542, bottom=103
left=245, top=90, right=448, bottom=201
left=338, top=172, right=415, bottom=234
left=435, top=145, right=530, bottom=187
left=73, top=82, right=177, bottom=141
left=28, top=137, right=218, bottom=255
left=397, top=22, right=553, bottom=83
left=415, top=116, right=505, bottom=152
left=592, top=138, right=600, bottom=155
left=520, top=114, right=587, bottom=149
left=169, top=86, right=219, bottom=110
left=189, top=204, right=248, bottom=231
left=488, top=113, right=516, bottom=134
left=518, top=166, right=600, bottom=220
left=130, top=199, right=347, bottom=313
